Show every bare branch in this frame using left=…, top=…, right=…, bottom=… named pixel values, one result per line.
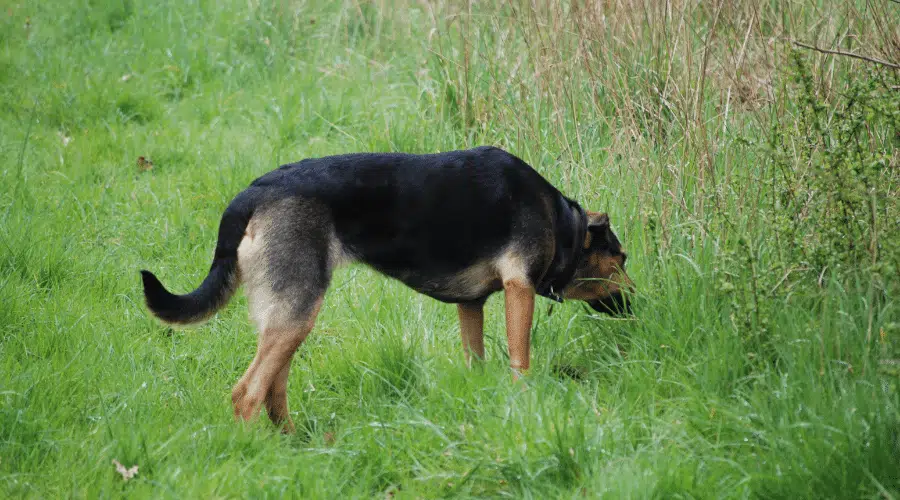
left=791, top=40, right=900, bottom=70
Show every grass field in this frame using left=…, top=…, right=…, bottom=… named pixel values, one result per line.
left=1, top=0, right=899, bottom=497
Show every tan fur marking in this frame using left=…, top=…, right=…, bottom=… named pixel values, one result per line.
left=564, top=252, right=632, bottom=301
left=237, top=214, right=299, bottom=333
left=495, top=248, right=530, bottom=284
left=231, top=297, right=323, bottom=432
left=503, top=279, right=535, bottom=375
left=440, top=260, right=499, bottom=297
left=587, top=211, right=609, bottom=225
left=265, top=361, right=293, bottom=433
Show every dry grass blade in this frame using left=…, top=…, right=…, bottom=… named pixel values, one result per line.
left=791, top=40, right=900, bottom=70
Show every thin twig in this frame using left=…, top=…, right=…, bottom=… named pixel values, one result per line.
left=791, top=40, right=900, bottom=70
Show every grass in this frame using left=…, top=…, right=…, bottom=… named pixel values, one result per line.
left=1, top=0, right=898, bottom=497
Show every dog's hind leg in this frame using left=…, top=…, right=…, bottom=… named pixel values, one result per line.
left=265, top=355, right=297, bottom=432
left=230, top=295, right=323, bottom=431
left=231, top=305, right=320, bottom=429
left=231, top=199, right=332, bottom=432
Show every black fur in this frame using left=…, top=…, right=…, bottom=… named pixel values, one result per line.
left=249, top=146, right=582, bottom=302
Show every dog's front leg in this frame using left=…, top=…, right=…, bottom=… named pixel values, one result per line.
left=503, top=280, right=535, bottom=379
left=458, top=301, right=485, bottom=367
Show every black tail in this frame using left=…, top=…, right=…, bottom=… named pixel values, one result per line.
left=141, top=189, right=256, bottom=325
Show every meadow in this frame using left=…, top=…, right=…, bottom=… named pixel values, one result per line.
left=1, top=0, right=898, bottom=497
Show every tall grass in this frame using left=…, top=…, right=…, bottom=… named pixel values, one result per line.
left=1, top=0, right=898, bottom=497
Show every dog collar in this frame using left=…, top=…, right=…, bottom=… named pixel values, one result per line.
left=536, top=200, right=588, bottom=303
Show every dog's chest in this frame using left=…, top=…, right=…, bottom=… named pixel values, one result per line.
left=386, top=261, right=504, bottom=303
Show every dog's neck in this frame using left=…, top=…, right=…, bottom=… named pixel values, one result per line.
left=536, top=197, right=587, bottom=303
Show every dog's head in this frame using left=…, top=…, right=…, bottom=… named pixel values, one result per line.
left=563, top=212, right=634, bottom=314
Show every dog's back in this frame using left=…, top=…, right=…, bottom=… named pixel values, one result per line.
left=248, top=146, right=565, bottom=301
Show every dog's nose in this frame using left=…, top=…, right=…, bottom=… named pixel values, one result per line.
left=589, top=291, right=631, bottom=315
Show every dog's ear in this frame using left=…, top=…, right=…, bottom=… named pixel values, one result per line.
left=584, top=212, right=612, bottom=249
left=587, top=212, right=610, bottom=231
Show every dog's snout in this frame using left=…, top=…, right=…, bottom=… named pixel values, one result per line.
left=589, top=291, right=632, bottom=315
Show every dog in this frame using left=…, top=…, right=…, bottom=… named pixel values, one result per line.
left=141, top=146, right=634, bottom=432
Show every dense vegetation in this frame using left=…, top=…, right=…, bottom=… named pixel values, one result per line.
left=1, top=0, right=898, bottom=497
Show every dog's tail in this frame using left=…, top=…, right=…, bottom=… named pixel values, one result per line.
left=140, top=189, right=257, bottom=325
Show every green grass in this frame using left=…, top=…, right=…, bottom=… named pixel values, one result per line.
left=1, top=0, right=899, bottom=497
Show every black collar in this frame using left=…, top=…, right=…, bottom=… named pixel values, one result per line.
left=536, top=199, right=588, bottom=303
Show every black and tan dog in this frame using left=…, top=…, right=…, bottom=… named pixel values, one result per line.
left=141, top=146, right=633, bottom=432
